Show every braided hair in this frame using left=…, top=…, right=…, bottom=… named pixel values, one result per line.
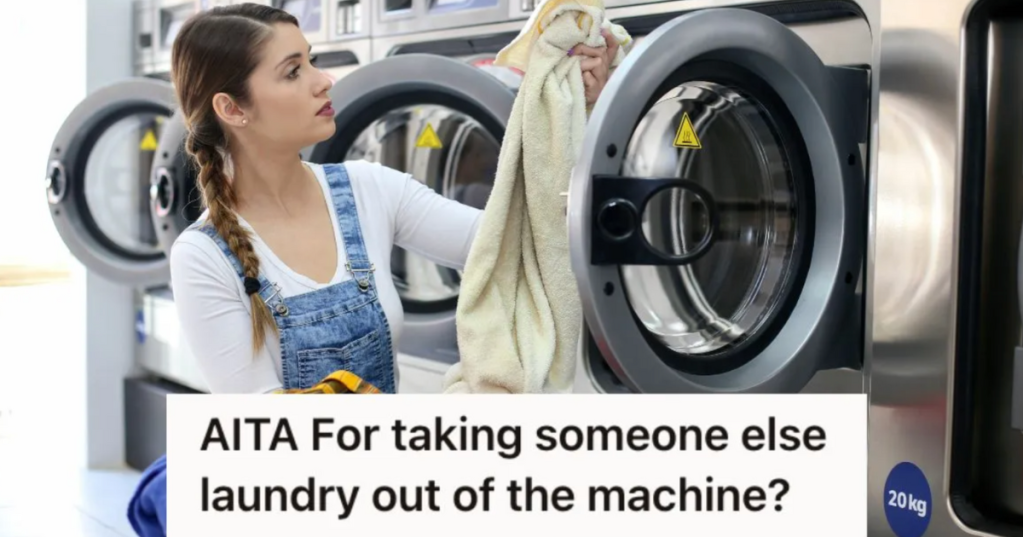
left=171, top=4, right=298, bottom=351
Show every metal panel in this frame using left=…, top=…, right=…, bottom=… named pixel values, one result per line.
left=134, top=0, right=157, bottom=76
left=372, top=0, right=520, bottom=39
left=371, top=17, right=523, bottom=60
left=137, top=290, right=211, bottom=393
left=866, top=0, right=995, bottom=535
left=328, top=0, right=371, bottom=40
left=152, top=0, right=197, bottom=74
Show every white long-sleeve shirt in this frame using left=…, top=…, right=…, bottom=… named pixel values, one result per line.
left=168, top=160, right=482, bottom=394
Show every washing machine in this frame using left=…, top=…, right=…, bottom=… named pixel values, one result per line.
left=566, top=0, right=877, bottom=396
left=304, top=53, right=518, bottom=390
left=356, top=3, right=531, bottom=381
left=371, top=0, right=531, bottom=41
left=372, top=20, right=527, bottom=90
left=243, top=0, right=371, bottom=57
left=345, top=0, right=878, bottom=397
left=147, top=0, right=198, bottom=79
left=261, top=0, right=374, bottom=85
left=936, top=0, right=1023, bottom=536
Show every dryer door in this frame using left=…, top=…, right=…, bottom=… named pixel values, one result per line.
left=569, top=8, right=868, bottom=394
left=46, top=78, right=177, bottom=286
left=312, top=54, right=515, bottom=364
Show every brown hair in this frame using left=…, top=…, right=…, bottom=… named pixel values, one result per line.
left=172, top=4, right=298, bottom=352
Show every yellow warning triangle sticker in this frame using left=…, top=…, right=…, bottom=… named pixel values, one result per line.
left=673, top=112, right=702, bottom=149
left=140, top=129, right=158, bottom=151
left=415, top=123, right=443, bottom=149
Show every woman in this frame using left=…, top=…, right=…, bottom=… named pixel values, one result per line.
left=167, top=3, right=618, bottom=396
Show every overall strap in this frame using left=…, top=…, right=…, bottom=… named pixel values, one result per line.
left=192, top=220, right=281, bottom=306
left=321, top=163, right=375, bottom=289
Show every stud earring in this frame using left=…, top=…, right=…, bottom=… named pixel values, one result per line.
left=242, top=119, right=248, bottom=125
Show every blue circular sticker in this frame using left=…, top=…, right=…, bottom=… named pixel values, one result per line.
left=884, top=462, right=932, bottom=537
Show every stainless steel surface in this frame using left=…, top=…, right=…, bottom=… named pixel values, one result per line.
left=949, top=8, right=1023, bottom=534
left=134, top=0, right=156, bottom=76
left=371, top=0, right=521, bottom=39
left=373, top=21, right=526, bottom=92
left=371, top=19, right=524, bottom=61
left=867, top=0, right=981, bottom=535
left=244, top=0, right=332, bottom=45
left=138, top=291, right=210, bottom=393
left=330, top=0, right=369, bottom=39
left=151, top=0, right=196, bottom=75
left=975, top=15, right=1023, bottom=505
left=313, top=39, right=373, bottom=82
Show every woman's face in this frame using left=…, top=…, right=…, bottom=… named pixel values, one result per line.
left=242, top=22, right=336, bottom=150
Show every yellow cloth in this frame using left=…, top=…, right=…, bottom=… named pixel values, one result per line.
left=442, top=0, right=632, bottom=394
left=272, top=370, right=382, bottom=394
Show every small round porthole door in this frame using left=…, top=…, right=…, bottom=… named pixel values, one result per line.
left=46, top=78, right=177, bottom=286
left=303, top=53, right=515, bottom=364
left=569, top=8, right=867, bottom=393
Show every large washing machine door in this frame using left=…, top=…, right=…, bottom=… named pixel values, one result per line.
left=46, top=78, right=177, bottom=286
left=569, top=8, right=867, bottom=394
left=303, top=53, right=515, bottom=364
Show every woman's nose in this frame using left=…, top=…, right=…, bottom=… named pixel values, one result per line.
left=320, top=70, right=336, bottom=91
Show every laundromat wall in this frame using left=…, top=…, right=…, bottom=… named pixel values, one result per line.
left=83, top=0, right=149, bottom=472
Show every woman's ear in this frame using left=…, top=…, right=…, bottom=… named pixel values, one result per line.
left=212, top=93, right=248, bottom=128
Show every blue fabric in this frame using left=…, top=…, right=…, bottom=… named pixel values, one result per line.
left=127, top=455, right=168, bottom=537
left=189, top=162, right=396, bottom=392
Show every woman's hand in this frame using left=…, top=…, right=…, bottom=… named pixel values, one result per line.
left=570, top=28, right=621, bottom=106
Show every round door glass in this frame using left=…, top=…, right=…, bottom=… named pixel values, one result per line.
left=83, top=112, right=168, bottom=258
left=345, top=104, right=500, bottom=306
left=619, top=80, right=807, bottom=359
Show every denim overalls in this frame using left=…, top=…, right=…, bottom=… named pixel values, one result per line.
left=188, top=163, right=397, bottom=393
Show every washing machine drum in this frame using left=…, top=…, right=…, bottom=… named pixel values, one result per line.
left=614, top=77, right=812, bottom=374
left=343, top=104, right=500, bottom=309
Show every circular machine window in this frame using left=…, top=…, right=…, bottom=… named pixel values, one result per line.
left=617, top=69, right=814, bottom=376
left=344, top=104, right=500, bottom=311
left=82, top=112, right=168, bottom=259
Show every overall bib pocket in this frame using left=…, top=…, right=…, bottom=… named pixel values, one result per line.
left=296, top=329, right=383, bottom=387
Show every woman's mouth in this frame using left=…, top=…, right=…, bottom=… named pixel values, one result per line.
left=317, top=101, right=334, bottom=116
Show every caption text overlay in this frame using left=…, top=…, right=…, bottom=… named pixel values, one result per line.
left=167, top=394, right=867, bottom=536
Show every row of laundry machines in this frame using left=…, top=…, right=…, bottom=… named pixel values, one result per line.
left=42, top=0, right=1023, bottom=534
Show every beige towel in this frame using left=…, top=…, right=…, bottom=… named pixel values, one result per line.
left=442, top=0, right=632, bottom=394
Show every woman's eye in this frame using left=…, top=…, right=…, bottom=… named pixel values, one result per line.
left=309, top=54, right=319, bottom=66
left=288, top=65, right=300, bottom=79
